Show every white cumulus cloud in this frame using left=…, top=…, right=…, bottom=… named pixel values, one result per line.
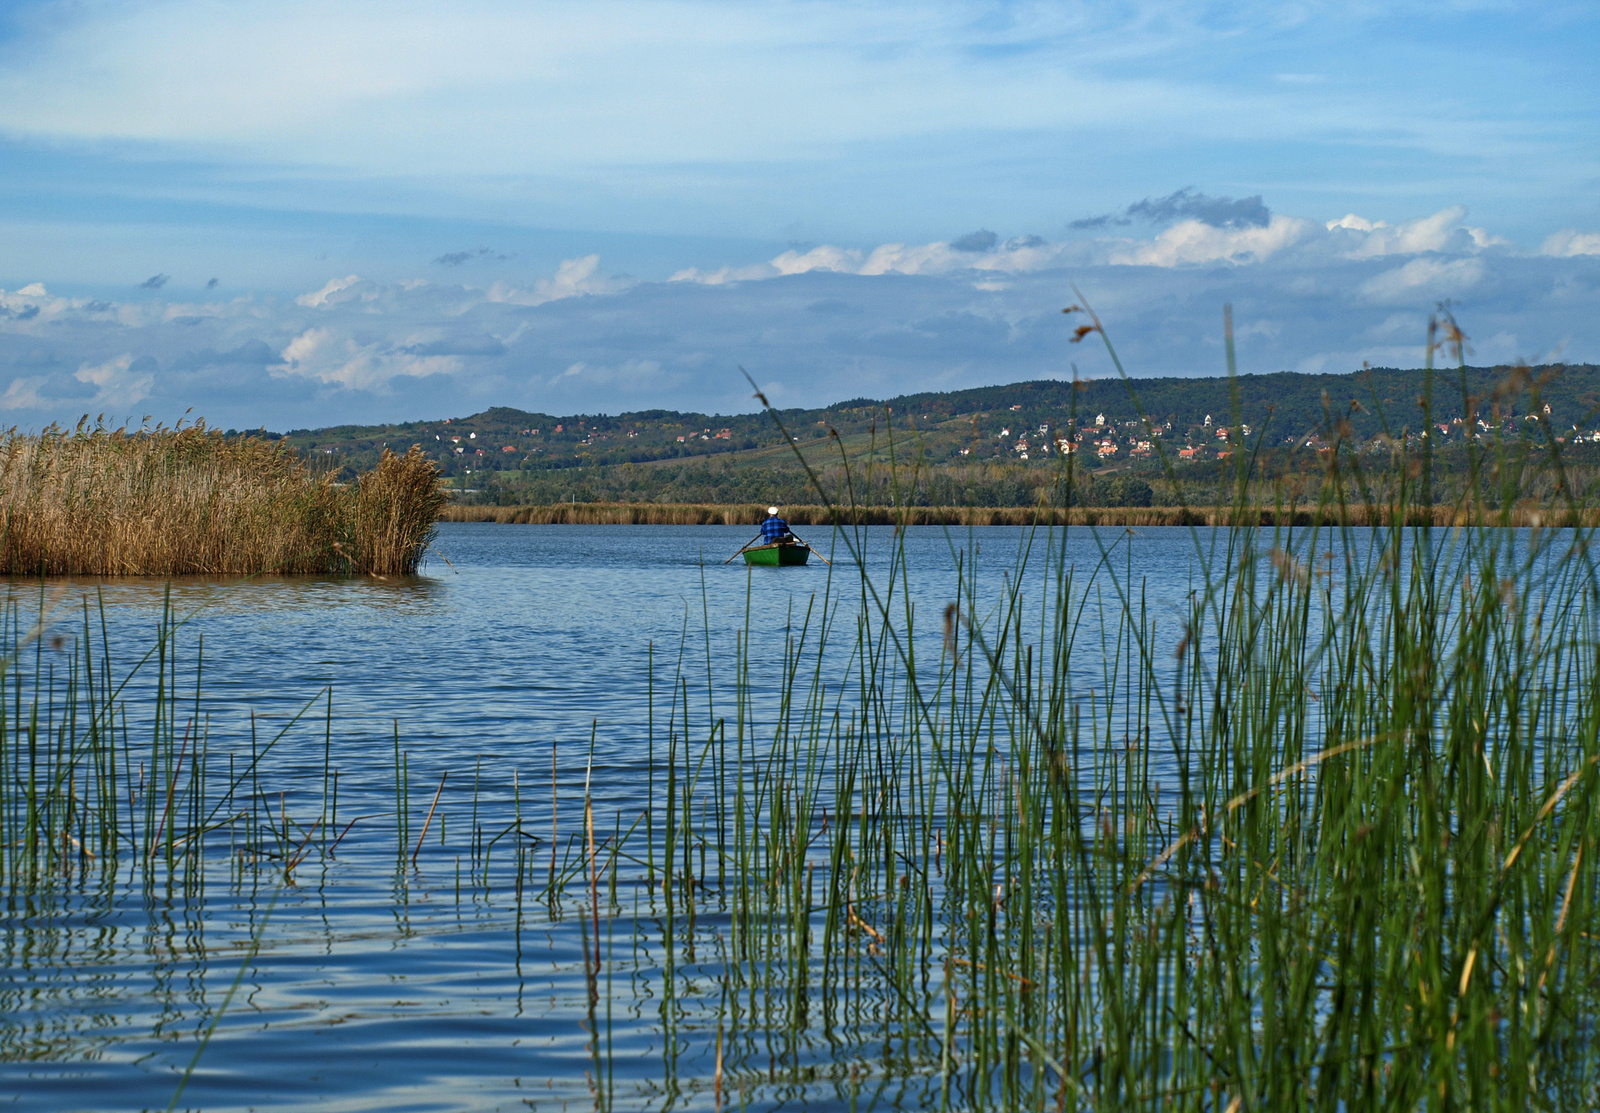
left=1, top=283, right=94, bottom=329
left=278, top=328, right=459, bottom=389
left=673, top=206, right=1514, bottom=285
left=667, top=262, right=777, bottom=285
left=0, top=202, right=1594, bottom=431
left=1, top=376, right=51, bottom=409
left=74, top=354, right=154, bottom=408
left=745, top=238, right=1079, bottom=279
left=1541, top=230, right=1600, bottom=257
left=1358, top=257, right=1487, bottom=304
left=486, top=255, right=633, bottom=306
left=296, top=275, right=377, bottom=309
left=1327, top=206, right=1506, bottom=257
left=1108, top=214, right=1315, bottom=267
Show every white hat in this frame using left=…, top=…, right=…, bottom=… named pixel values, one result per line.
left=768, top=506, right=780, bottom=515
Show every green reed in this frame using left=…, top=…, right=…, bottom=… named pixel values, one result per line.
left=0, top=587, right=339, bottom=894
left=610, top=330, right=1600, bottom=1109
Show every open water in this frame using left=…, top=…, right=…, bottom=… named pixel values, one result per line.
left=0, top=522, right=1305, bottom=1111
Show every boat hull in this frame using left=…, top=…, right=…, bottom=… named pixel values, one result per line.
left=742, top=542, right=810, bottom=566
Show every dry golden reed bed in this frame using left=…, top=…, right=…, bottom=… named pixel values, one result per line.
left=441, top=500, right=1580, bottom=528
left=0, top=423, right=445, bottom=576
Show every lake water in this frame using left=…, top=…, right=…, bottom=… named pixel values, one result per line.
left=0, top=521, right=1442, bottom=1111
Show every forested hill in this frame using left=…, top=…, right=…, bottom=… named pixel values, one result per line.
left=268, top=362, right=1598, bottom=479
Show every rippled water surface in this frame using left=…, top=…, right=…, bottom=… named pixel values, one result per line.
left=0, top=522, right=1246, bottom=1111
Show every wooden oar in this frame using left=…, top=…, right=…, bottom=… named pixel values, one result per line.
left=723, top=531, right=765, bottom=564
left=789, top=532, right=832, bottom=566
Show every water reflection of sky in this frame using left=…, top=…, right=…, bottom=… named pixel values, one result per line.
left=16, top=523, right=1211, bottom=766
left=7, top=522, right=1566, bottom=820
left=0, top=522, right=1197, bottom=1110
left=1, top=521, right=1571, bottom=1111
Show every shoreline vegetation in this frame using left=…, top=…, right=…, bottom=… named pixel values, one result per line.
left=440, top=499, right=1591, bottom=527
left=0, top=422, right=444, bottom=576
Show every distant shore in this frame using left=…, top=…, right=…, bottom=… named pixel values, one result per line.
left=440, top=502, right=1580, bottom=528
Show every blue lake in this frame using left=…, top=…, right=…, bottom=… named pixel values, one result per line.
left=0, top=521, right=1389, bottom=1111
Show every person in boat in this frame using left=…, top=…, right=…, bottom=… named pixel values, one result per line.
left=760, top=506, right=794, bottom=545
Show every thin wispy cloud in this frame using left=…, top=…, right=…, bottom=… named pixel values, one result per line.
left=139, top=273, right=170, bottom=289
left=0, top=1, right=1587, bottom=251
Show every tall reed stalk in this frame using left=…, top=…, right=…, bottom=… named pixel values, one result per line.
left=0, top=420, right=443, bottom=575
left=605, top=321, right=1600, bottom=1108
left=0, top=588, right=333, bottom=894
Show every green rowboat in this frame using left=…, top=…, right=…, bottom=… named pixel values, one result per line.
left=742, top=541, right=810, bottom=566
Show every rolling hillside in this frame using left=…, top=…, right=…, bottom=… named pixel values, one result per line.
left=266, top=362, right=1599, bottom=488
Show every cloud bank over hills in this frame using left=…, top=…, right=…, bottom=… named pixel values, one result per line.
left=1, top=204, right=1596, bottom=431
left=0, top=2, right=1592, bottom=432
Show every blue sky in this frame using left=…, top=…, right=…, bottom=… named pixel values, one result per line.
left=0, top=0, right=1596, bottom=429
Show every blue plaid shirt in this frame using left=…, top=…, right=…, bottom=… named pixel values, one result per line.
left=760, top=516, right=790, bottom=543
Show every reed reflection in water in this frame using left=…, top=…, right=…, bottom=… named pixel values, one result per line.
left=3, top=520, right=1598, bottom=1110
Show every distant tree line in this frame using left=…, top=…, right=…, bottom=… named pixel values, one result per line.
left=469, top=460, right=1175, bottom=509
